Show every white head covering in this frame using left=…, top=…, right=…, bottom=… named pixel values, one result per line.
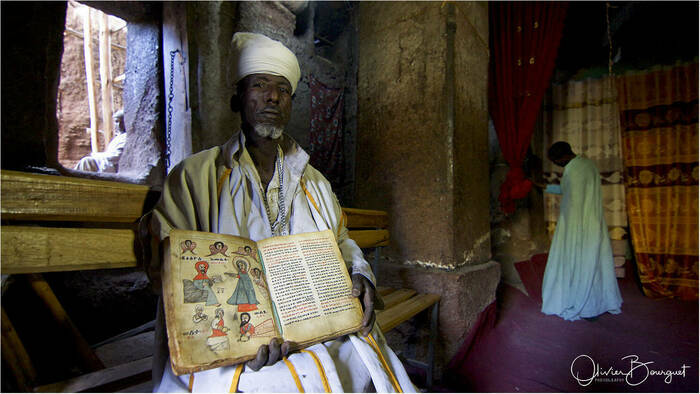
left=231, top=32, right=301, bottom=94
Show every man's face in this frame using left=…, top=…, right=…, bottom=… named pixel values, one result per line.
left=241, top=314, right=250, bottom=323
left=239, top=74, right=292, bottom=138
left=113, top=116, right=124, bottom=134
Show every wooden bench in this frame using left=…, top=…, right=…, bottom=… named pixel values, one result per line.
left=1, top=169, right=440, bottom=391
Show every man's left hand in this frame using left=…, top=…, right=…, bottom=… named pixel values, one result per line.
left=351, top=274, right=376, bottom=336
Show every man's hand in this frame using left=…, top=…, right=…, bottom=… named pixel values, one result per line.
left=529, top=178, right=546, bottom=189
left=351, top=274, right=377, bottom=336
left=245, top=338, right=291, bottom=371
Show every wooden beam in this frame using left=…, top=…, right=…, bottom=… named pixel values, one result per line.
left=82, top=6, right=99, bottom=153
left=0, top=170, right=150, bottom=222
left=377, top=286, right=394, bottom=296
left=342, top=207, right=388, bottom=229
left=34, top=356, right=152, bottom=393
left=94, top=331, right=154, bottom=368
left=65, top=27, right=126, bottom=50
left=27, top=274, right=106, bottom=372
left=376, top=293, right=441, bottom=332
left=381, top=288, right=417, bottom=309
left=110, top=19, right=127, bottom=34
left=347, top=229, right=390, bottom=248
left=1, top=308, right=37, bottom=391
left=99, top=10, right=114, bottom=145
left=1, top=226, right=138, bottom=274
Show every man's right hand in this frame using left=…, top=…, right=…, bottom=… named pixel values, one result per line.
left=245, top=338, right=291, bottom=371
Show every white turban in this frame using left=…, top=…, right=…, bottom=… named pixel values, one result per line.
left=231, top=32, right=301, bottom=94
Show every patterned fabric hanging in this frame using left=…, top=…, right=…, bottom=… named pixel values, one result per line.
left=542, top=76, right=629, bottom=276
left=616, top=62, right=698, bottom=300
left=308, top=74, right=345, bottom=194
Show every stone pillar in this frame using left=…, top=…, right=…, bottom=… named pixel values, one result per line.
left=357, top=2, right=490, bottom=269
left=357, top=2, right=497, bottom=372
left=186, top=1, right=239, bottom=152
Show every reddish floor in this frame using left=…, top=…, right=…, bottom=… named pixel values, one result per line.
left=443, top=259, right=699, bottom=392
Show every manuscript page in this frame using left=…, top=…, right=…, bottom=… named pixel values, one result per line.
left=257, top=230, right=363, bottom=345
left=163, top=230, right=279, bottom=375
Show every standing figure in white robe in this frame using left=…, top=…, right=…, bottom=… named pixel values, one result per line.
left=143, top=32, right=415, bottom=392
left=541, top=141, right=623, bottom=321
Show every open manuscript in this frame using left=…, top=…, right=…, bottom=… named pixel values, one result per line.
left=162, top=229, right=364, bottom=375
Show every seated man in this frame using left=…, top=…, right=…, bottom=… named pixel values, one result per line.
left=74, top=110, right=127, bottom=173
left=145, top=32, right=415, bottom=392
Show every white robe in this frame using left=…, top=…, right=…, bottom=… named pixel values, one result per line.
left=74, top=132, right=126, bottom=173
left=148, top=131, right=415, bottom=392
left=541, top=156, right=623, bottom=321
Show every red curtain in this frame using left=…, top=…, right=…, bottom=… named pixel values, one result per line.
left=489, top=2, right=568, bottom=213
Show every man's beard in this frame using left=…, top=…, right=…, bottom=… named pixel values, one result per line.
left=254, top=124, right=283, bottom=140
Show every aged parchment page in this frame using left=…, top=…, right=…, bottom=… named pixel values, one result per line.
left=257, top=230, right=363, bottom=346
left=163, top=230, right=278, bottom=375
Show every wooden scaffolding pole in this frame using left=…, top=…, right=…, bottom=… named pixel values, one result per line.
left=26, top=274, right=105, bottom=372
left=1, top=307, right=38, bottom=391
left=82, top=7, right=99, bottom=153
left=98, top=11, right=113, bottom=145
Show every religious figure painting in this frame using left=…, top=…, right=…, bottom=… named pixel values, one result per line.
left=225, top=259, right=260, bottom=313
left=206, top=308, right=230, bottom=352
left=182, top=261, right=221, bottom=306
left=207, top=241, right=230, bottom=257
left=180, top=239, right=197, bottom=254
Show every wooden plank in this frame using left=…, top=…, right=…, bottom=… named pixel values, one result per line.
left=34, top=356, right=152, bottom=393
left=381, top=288, right=417, bottom=310
left=377, top=286, right=394, bottom=296
left=0, top=170, right=150, bottom=222
left=65, top=27, right=126, bottom=50
left=1, top=307, right=37, bottom=391
left=1, top=226, right=138, bottom=274
left=348, top=229, right=390, bottom=248
left=377, top=293, right=441, bottom=332
left=82, top=6, right=99, bottom=153
left=342, top=207, right=388, bottom=229
left=95, top=331, right=154, bottom=368
left=27, top=274, right=105, bottom=372
left=117, top=380, right=153, bottom=393
left=98, top=10, right=114, bottom=145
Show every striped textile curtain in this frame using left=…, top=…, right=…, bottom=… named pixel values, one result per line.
left=308, top=74, right=345, bottom=194
left=542, top=76, right=629, bottom=276
left=616, top=63, right=699, bottom=300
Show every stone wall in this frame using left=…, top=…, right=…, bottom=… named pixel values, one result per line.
left=453, top=2, right=492, bottom=266
left=117, top=17, right=164, bottom=186
left=356, top=2, right=491, bottom=270
left=356, top=1, right=498, bottom=372
left=357, top=2, right=453, bottom=267
left=1, top=2, right=67, bottom=170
